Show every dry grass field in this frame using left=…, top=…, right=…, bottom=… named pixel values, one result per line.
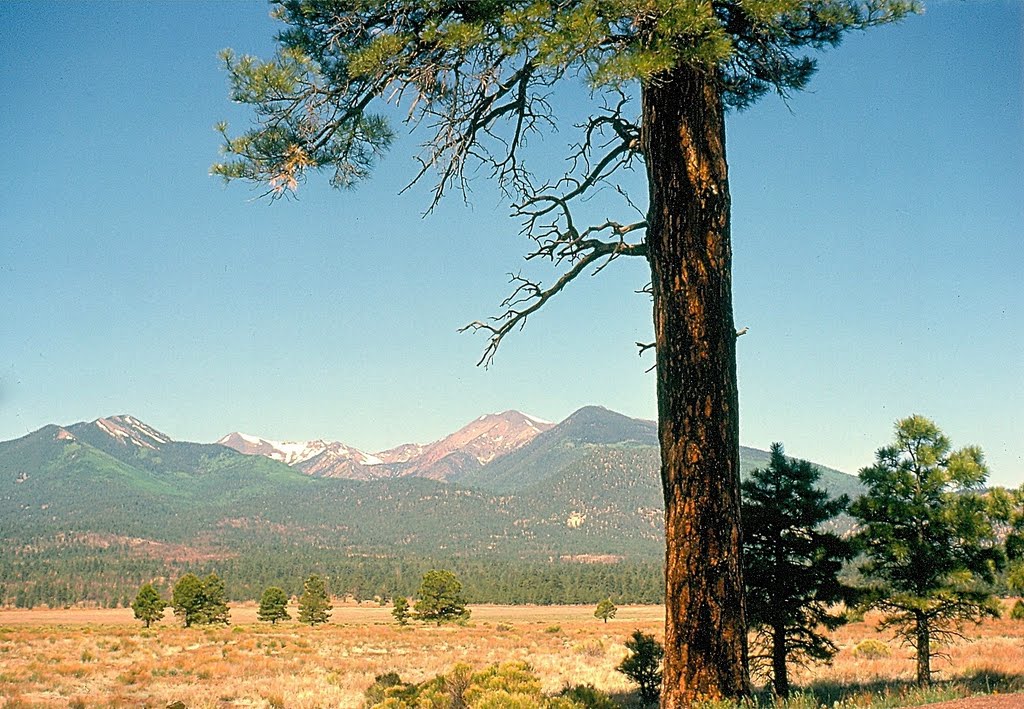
left=0, top=601, right=1022, bottom=708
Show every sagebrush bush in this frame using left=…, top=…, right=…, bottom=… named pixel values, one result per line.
left=364, top=662, right=600, bottom=708
left=364, top=671, right=415, bottom=706
left=850, top=639, right=891, bottom=659
left=558, top=683, right=617, bottom=708
left=574, top=639, right=604, bottom=658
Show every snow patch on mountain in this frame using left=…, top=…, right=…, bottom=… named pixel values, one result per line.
left=91, top=415, right=172, bottom=450
left=216, top=410, right=553, bottom=482
left=217, top=432, right=381, bottom=468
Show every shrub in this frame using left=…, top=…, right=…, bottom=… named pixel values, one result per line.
left=545, top=625, right=562, bottom=634
left=1011, top=599, right=1024, bottom=621
left=364, top=671, right=415, bottom=706
left=845, top=606, right=866, bottom=623
left=574, top=639, right=605, bottom=658
left=851, top=638, right=891, bottom=659
left=365, top=662, right=584, bottom=708
left=558, top=684, right=617, bottom=709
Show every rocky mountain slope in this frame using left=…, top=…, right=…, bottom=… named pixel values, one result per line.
left=218, top=410, right=554, bottom=482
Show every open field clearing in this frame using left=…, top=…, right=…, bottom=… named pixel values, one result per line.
left=0, top=602, right=1022, bottom=708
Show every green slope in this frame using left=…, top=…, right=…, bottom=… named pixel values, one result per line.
left=0, top=426, right=184, bottom=539
left=463, top=406, right=864, bottom=503
left=459, top=405, right=659, bottom=491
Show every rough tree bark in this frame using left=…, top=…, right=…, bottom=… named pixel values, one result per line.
left=916, top=612, right=931, bottom=685
left=459, top=55, right=751, bottom=706
left=643, top=64, right=750, bottom=707
left=772, top=624, right=789, bottom=697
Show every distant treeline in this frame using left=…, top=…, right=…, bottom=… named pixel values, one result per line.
left=0, top=540, right=663, bottom=609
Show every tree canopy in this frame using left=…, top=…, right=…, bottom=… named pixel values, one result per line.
left=298, top=574, right=333, bottom=626
left=414, top=569, right=470, bottom=625
left=594, top=597, right=617, bottom=623
left=171, top=573, right=204, bottom=628
left=213, top=1, right=918, bottom=365
left=131, top=582, right=166, bottom=628
left=257, top=586, right=291, bottom=624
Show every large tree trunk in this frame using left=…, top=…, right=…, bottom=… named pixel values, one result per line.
left=643, top=65, right=749, bottom=707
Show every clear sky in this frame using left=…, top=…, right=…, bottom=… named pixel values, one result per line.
left=1, top=1, right=1021, bottom=485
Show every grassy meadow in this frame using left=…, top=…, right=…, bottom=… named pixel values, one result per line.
left=1, top=601, right=1023, bottom=708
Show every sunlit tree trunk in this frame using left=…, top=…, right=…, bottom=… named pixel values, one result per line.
left=644, top=64, right=749, bottom=707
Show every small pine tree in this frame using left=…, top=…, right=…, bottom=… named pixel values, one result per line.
left=171, top=572, right=230, bottom=627
left=171, top=573, right=204, bottom=628
left=617, top=630, right=663, bottom=705
left=392, top=595, right=410, bottom=626
left=257, top=586, right=290, bottom=624
left=413, top=570, right=470, bottom=625
left=851, top=416, right=1003, bottom=685
left=297, top=574, right=332, bottom=626
left=201, top=573, right=230, bottom=625
left=742, top=442, right=857, bottom=696
left=131, top=583, right=166, bottom=628
left=594, top=598, right=617, bottom=623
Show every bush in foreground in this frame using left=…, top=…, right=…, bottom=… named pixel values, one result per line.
left=363, top=662, right=616, bottom=708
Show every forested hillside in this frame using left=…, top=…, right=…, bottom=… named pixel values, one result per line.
left=0, top=408, right=861, bottom=607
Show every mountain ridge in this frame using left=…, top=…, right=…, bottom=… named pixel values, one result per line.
left=1, top=405, right=863, bottom=556
left=217, top=409, right=555, bottom=482
left=0, top=405, right=865, bottom=606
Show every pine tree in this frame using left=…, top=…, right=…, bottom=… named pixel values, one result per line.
left=595, top=598, right=617, bottom=623
left=215, top=2, right=919, bottom=702
left=131, top=583, right=166, bottom=628
left=742, top=443, right=856, bottom=696
left=851, top=416, right=1003, bottom=685
left=171, top=572, right=230, bottom=627
left=987, top=485, right=1024, bottom=603
left=392, top=595, right=411, bottom=626
left=201, top=573, right=231, bottom=625
left=617, top=630, right=664, bottom=705
left=413, top=570, right=469, bottom=625
left=297, top=574, right=332, bottom=626
left=257, top=586, right=291, bottom=624
left=171, top=573, right=204, bottom=628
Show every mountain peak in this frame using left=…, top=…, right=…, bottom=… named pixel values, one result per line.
left=392, top=410, right=555, bottom=480
left=88, top=415, right=172, bottom=449
left=555, top=406, right=657, bottom=445
left=217, top=432, right=382, bottom=468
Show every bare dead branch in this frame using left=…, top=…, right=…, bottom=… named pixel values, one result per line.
left=461, top=239, right=647, bottom=367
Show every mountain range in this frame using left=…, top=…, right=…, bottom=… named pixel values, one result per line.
left=216, top=410, right=554, bottom=482
left=0, top=406, right=863, bottom=605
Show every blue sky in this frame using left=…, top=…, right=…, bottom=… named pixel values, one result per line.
left=1, top=1, right=1021, bottom=485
